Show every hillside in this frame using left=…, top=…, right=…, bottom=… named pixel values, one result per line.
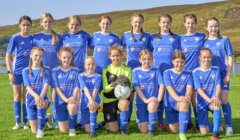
left=0, top=0, right=239, bottom=51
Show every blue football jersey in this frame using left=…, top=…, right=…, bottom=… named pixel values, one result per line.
left=6, top=33, right=33, bottom=75
left=62, top=30, right=91, bottom=72
left=33, top=32, right=62, bottom=69
left=163, top=69, right=193, bottom=106
left=22, top=67, right=51, bottom=107
left=52, top=66, right=80, bottom=104
left=90, top=31, right=121, bottom=73
left=149, top=33, right=181, bottom=74
left=192, top=66, right=221, bottom=110
left=180, top=32, right=205, bottom=71
left=132, top=67, right=163, bottom=105
left=78, top=72, right=102, bottom=109
left=122, top=31, right=150, bottom=69
left=204, top=36, right=233, bottom=72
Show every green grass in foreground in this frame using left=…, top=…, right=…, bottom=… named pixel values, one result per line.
left=0, top=74, right=240, bottom=140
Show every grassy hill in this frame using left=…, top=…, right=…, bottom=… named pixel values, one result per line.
left=0, top=0, right=239, bottom=51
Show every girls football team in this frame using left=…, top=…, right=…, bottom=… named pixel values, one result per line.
left=5, top=13, right=234, bottom=140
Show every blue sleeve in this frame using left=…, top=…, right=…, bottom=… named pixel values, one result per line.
left=78, top=75, right=86, bottom=89
left=115, top=35, right=122, bottom=46
left=187, top=73, right=193, bottom=86
left=74, top=74, right=80, bottom=89
left=6, top=36, right=16, bottom=54
left=56, top=35, right=63, bottom=52
left=216, top=70, right=221, bottom=86
left=43, top=68, right=51, bottom=85
left=163, top=71, right=172, bottom=87
left=22, top=69, right=30, bottom=87
left=157, top=70, right=163, bottom=85
left=132, top=70, right=140, bottom=87
left=148, top=35, right=154, bottom=52
left=51, top=70, right=59, bottom=88
left=174, top=35, right=181, bottom=51
left=192, top=71, right=201, bottom=90
left=86, top=32, right=92, bottom=49
left=88, top=34, right=94, bottom=49
left=224, top=37, right=234, bottom=56
left=94, top=75, right=102, bottom=91
left=121, top=33, right=126, bottom=47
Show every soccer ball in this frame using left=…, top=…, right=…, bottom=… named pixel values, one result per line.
left=114, top=84, right=131, bottom=99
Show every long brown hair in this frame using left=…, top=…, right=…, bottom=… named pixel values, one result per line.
left=131, top=13, right=144, bottom=41
left=157, top=13, right=175, bottom=39
left=19, top=15, right=32, bottom=25
left=40, top=13, right=59, bottom=45
left=205, top=17, right=221, bottom=39
left=29, top=47, right=44, bottom=77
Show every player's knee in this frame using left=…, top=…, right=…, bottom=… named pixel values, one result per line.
left=168, top=124, right=178, bottom=133
left=178, top=102, right=189, bottom=111
left=199, top=127, right=209, bottom=134
left=108, top=125, right=119, bottom=132
left=118, top=99, right=129, bottom=111
left=147, top=101, right=158, bottom=112
left=67, top=104, right=77, bottom=115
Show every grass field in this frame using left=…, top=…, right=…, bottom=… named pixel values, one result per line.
left=0, top=74, right=240, bottom=140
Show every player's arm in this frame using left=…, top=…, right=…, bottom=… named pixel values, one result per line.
left=166, top=86, right=184, bottom=102
left=39, top=83, right=49, bottom=99
left=102, top=69, right=114, bottom=93
left=196, top=88, right=211, bottom=103
left=134, top=87, right=149, bottom=103
left=224, top=55, right=233, bottom=84
left=157, top=84, right=165, bottom=102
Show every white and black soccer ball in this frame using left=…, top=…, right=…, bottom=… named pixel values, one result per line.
left=114, top=84, right=131, bottom=99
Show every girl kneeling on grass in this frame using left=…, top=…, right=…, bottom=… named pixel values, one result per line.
left=22, top=47, right=51, bottom=138
left=193, top=48, right=222, bottom=140
left=132, top=49, right=164, bottom=137
left=78, top=57, right=102, bottom=138
left=163, top=51, right=193, bottom=140
left=52, top=47, right=80, bottom=136
left=101, top=45, right=132, bottom=135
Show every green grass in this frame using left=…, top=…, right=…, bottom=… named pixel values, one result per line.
left=0, top=73, right=240, bottom=139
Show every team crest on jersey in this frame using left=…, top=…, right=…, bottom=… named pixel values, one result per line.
left=184, top=48, right=188, bottom=53
left=23, top=51, right=28, bottom=56
left=77, top=34, right=82, bottom=38
left=92, top=79, right=96, bottom=83
left=170, top=76, right=174, bottom=79
left=195, top=37, right=200, bottom=42
left=158, top=47, right=162, bottom=52
left=97, top=38, right=101, bottom=41
left=216, top=42, right=221, bottom=47
left=183, top=39, right=187, bottom=42
left=181, top=76, right=186, bottom=80
left=131, top=47, right=136, bottom=52
left=169, top=37, right=174, bottom=42
left=205, top=44, right=209, bottom=48
left=138, top=75, right=142, bottom=78
left=65, top=36, right=69, bottom=39
left=68, top=74, right=74, bottom=80
left=140, top=84, right=145, bottom=89
left=97, top=47, right=102, bottom=52
left=150, top=73, right=155, bottom=78
left=21, top=41, right=25, bottom=45
left=109, top=39, right=113, bottom=43
left=129, top=37, right=133, bottom=41
left=40, top=38, right=44, bottom=42
left=142, top=37, right=146, bottom=41
left=199, top=76, right=202, bottom=79
left=211, top=74, right=215, bottom=79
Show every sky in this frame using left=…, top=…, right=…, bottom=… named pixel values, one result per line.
left=0, top=0, right=223, bottom=26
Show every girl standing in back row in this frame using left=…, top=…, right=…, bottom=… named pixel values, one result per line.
left=6, top=15, right=33, bottom=130
left=149, top=13, right=181, bottom=130
left=204, top=17, right=234, bottom=135
left=90, top=15, right=121, bottom=74
left=33, top=13, right=62, bottom=129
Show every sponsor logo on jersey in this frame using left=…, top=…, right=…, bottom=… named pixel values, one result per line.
left=195, top=37, right=200, bottom=42
left=158, top=47, right=162, bottom=52
left=78, top=34, right=82, bottom=38
left=131, top=47, right=136, bottom=52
